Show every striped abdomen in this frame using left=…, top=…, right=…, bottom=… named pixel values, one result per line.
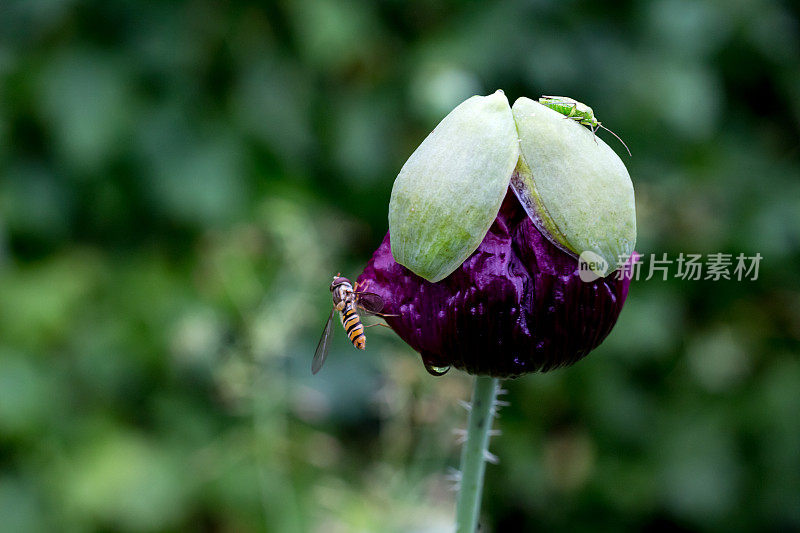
left=340, top=300, right=366, bottom=350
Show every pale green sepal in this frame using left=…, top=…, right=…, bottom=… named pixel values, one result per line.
left=389, top=90, right=519, bottom=282
left=511, top=97, right=636, bottom=276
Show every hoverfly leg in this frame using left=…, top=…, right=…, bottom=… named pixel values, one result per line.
left=364, top=323, right=393, bottom=329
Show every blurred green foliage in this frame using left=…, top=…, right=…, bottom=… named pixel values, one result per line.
left=1, top=0, right=800, bottom=531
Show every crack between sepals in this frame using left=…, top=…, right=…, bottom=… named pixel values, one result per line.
left=511, top=161, right=576, bottom=258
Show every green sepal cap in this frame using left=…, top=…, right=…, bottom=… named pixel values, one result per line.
left=388, top=90, right=519, bottom=282
left=511, top=97, right=636, bottom=276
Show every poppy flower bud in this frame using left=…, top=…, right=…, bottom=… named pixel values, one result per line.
left=362, top=92, right=637, bottom=377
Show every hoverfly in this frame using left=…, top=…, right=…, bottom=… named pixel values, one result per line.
left=312, top=274, right=391, bottom=374
left=538, top=95, right=631, bottom=156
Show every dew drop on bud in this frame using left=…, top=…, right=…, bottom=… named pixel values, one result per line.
left=424, top=362, right=451, bottom=376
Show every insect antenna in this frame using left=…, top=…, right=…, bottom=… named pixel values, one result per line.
left=599, top=124, right=632, bottom=157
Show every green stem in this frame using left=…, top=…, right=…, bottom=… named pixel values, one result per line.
left=455, top=376, right=499, bottom=533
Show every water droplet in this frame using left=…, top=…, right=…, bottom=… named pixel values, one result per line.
left=424, top=362, right=451, bottom=376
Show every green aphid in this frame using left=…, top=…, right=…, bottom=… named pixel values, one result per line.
left=538, top=95, right=631, bottom=156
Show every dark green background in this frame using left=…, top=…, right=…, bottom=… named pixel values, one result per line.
left=1, top=1, right=799, bottom=531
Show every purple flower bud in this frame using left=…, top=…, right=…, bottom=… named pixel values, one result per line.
left=358, top=188, right=636, bottom=378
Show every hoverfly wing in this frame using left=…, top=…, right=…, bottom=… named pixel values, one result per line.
left=355, top=291, right=384, bottom=315
left=312, top=309, right=336, bottom=375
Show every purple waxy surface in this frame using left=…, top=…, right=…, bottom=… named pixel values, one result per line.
left=358, top=187, right=635, bottom=378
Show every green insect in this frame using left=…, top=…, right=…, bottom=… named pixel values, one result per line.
left=538, top=95, right=631, bottom=156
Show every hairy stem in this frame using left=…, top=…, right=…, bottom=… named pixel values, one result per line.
left=455, top=376, right=500, bottom=533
